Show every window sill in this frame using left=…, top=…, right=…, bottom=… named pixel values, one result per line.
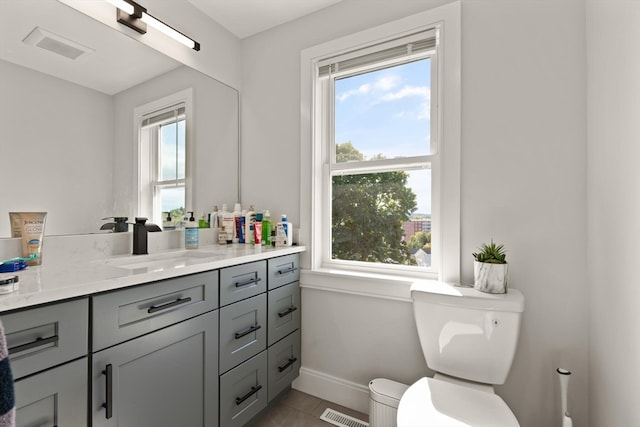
left=300, top=268, right=442, bottom=302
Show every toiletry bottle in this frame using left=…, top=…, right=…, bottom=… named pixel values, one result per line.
left=185, top=211, right=199, bottom=249
left=232, top=203, right=242, bottom=243
left=163, top=212, right=175, bottom=231
left=238, top=209, right=247, bottom=244
left=254, top=212, right=263, bottom=246
left=276, top=214, right=293, bottom=247
left=210, top=206, right=220, bottom=229
left=262, top=210, right=272, bottom=246
left=244, top=206, right=256, bottom=245
left=199, top=213, right=208, bottom=228
left=221, top=204, right=234, bottom=244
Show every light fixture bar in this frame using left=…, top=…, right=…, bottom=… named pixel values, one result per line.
left=106, top=0, right=200, bottom=51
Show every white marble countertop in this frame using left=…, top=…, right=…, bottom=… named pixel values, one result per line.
left=0, top=244, right=305, bottom=313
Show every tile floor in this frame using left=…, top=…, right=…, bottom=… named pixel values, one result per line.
left=247, top=388, right=369, bottom=427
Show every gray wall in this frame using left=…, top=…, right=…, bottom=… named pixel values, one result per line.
left=587, top=1, right=640, bottom=425
left=240, top=1, right=589, bottom=426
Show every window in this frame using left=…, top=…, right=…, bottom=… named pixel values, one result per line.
left=301, top=3, right=461, bottom=283
left=135, top=89, right=193, bottom=226
left=316, top=30, right=438, bottom=276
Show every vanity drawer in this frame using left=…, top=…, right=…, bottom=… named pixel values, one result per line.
left=219, top=350, right=268, bottom=427
left=219, top=293, right=266, bottom=374
left=267, top=281, right=300, bottom=346
left=1, top=298, right=88, bottom=380
left=267, top=330, right=301, bottom=402
left=92, top=270, right=218, bottom=351
left=220, top=260, right=266, bottom=306
left=267, top=254, right=299, bottom=290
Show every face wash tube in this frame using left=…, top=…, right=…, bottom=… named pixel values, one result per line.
left=15, top=212, right=47, bottom=265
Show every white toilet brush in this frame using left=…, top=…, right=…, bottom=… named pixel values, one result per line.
left=557, top=368, right=573, bottom=427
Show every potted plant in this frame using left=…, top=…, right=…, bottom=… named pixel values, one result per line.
left=472, top=240, right=508, bottom=293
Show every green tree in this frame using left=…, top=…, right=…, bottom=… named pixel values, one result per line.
left=332, top=142, right=418, bottom=265
left=408, top=231, right=431, bottom=254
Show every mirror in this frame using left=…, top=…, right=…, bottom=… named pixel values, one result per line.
left=0, top=0, right=239, bottom=237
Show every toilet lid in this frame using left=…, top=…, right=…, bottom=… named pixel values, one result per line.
left=397, top=378, right=519, bottom=427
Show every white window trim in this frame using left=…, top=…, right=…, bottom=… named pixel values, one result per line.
left=300, top=2, right=461, bottom=291
left=133, top=88, right=194, bottom=225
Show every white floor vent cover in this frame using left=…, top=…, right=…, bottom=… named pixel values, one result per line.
left=320, top=408, right=369, bottom=427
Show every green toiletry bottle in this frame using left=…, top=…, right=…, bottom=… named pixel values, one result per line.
left=262, top=210, right=272, bottom=246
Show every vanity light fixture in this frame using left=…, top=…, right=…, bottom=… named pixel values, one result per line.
left=106, top=0, right=200, bottom=51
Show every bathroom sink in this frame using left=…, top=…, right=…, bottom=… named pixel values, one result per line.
left=102, top=250, right=219, bottom=272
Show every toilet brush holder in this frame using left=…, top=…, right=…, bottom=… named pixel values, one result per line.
left=557, top=368, right=573, bottom=427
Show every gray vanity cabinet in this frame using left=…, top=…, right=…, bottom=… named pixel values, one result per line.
left=91, top=271, right=219, bottom=427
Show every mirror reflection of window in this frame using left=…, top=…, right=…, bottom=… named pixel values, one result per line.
left=136, top=89, right=193, bottom=227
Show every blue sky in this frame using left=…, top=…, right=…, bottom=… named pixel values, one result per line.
left=334, top=58, right=432, bottom=214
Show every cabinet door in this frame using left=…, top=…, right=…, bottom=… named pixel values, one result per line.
left=14, top=358, right=88, bottom=427
left=219, top=293, right=266, bottom=373
left=219, top=351, right=268, bottom=427
left=92, top=310, right=218, bottom=427
left=267, top=282, right=300, bottom=346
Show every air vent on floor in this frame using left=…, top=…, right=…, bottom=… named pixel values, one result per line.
left=23, top=27, right=94, bottom=60
left=320, top=408, right=369, bottom=427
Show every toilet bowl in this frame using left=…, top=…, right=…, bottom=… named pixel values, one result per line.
left=396, top=281, right=524, bottom=427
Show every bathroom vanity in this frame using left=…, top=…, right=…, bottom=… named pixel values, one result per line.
left=0, top=245, right=303, bottom=427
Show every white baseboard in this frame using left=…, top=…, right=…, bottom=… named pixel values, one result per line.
left=292, top=366, right=371, bottom=414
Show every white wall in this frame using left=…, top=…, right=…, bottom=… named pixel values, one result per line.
left=587, top=1, right=640, bottom=425
left=241, top=1, right=588, bottom=426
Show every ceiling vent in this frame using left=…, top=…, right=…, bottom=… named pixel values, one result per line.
left=23, top=27, right=94, bottom=60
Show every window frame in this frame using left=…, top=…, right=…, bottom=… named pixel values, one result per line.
left=300, top=2, right=461, bottom=285
left=133, top=89, right=194, bottom=226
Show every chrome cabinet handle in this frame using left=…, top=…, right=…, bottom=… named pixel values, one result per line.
left=147, top=297, right=192, bottom=314
left=277, top=306, right=298, bottom=318
left=8, top=335, right=59, bottom=355
left=277, top=357, right=298, bottom=373
left=234, top=277, right=262, bottom=288
left=102, top=364, right=113, bottom=419
left=234, top=324, right=261, bottom=339
left=235, top=385, right=262, bottom=405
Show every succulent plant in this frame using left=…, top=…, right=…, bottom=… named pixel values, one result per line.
left=472, top=240, right=507, bottom=264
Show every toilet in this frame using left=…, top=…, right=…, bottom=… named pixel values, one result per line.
left=396, top=281, right=524, bottom=427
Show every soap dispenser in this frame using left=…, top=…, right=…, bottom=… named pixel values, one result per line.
left=185, top=211, right=199, bottom=249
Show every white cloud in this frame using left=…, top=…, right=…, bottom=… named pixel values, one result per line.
left=381, top=85, right=429, bottom=102
left=337, top=83, right=372, bottom=102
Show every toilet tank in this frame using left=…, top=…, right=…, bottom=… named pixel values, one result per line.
left=410, top=281, right=524, bottom=385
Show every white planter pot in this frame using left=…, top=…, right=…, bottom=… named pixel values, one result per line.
left=473, top=261, right=508, bottom=294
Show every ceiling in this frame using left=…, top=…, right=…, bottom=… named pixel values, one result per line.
left=187, top=0, right=345, bottom=39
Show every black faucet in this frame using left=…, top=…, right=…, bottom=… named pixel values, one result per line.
left=133, top=217, right=149, bottom=255
left=100, top=217, right=129, bottom=233
left=132, top=217, right=163, bottom=255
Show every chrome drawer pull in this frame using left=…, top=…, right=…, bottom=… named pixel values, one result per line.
left=277, top=306, right=298, bottom=318
left=277, top=357, right=298, bottom=373
left=235, top=385, right=262, bottom=405
left=234, top=324, right=261, bottom=339
left=234, top=277, right=262, bottom=288
left=8, top=334, right=59, bottom=355
left=277, top=266, right=297, bottom=275
left=102, top=364, right=113, bottom=419
left=147, top=296, right=192, bottom=314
